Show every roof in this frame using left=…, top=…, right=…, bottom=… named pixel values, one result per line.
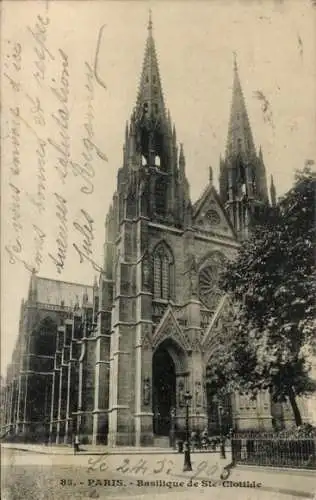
left=35, top=276, right=93, bottom=307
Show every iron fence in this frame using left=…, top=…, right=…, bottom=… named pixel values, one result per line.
left=231, top=433, right=316, bottom=469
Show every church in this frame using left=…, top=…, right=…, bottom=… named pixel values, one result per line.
left=1, top=16, right=309, bottom=446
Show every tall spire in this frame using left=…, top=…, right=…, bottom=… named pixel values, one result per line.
left=226, top=53, right=256, bottom=159
left=117, top=13, right=189, bottom=228
left=135, top=11, right=166, bottom=119
left=220, top=55, right=269, bottom=240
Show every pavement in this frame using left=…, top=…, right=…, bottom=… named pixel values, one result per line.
left=1, top=443, right=316, bottom=499
left=1, top=442, right=175, bottom=455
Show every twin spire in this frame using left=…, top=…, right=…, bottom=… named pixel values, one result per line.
left=136, top=15, right=257, bottom=167
left=132, top=14, right=273, bottom=206
left=135, top=10, right=166, bottom=120
left=225, top=52, right=256, bottom=160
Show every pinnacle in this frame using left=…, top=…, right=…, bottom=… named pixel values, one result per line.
left=225, top=58, right=256, bottom=160
left=233, top=51, right=238, bottom=72
left=135, top=12, right=166, bottom=119
left=148, top=9, right=153, bottom=33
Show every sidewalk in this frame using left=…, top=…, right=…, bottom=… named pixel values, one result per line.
left=2, top=443, right=316, bottom=498
left=1, top=442, right=177, bottom=455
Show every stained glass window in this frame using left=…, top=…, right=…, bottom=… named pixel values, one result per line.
left=153, top=242, right=174, bottom=300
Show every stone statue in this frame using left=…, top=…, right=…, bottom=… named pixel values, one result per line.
left=186, top=254, right=198, bottom=297
left=178, top=380, right=185, bottom=407
left=142, top=253, right=151, bottom=290
left=143, top=377, right=151, bottom=406
left=195, top=381, right=202, bottom=407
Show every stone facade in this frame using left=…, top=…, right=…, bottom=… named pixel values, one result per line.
left=1, top=17, right=312, bottom=445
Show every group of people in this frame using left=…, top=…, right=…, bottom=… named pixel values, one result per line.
left=190, top=428, right=226, bottom=452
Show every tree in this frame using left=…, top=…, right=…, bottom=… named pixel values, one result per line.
left=212, top=166, right=316, bottom=426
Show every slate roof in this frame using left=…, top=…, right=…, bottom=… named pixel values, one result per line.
left=35, top=276, right=93, bottom=307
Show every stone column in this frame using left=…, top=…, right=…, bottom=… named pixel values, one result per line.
left=11, top=379, right=18, bottom=431
left=175, top=371, right=188, bottom=433
left=108, top=319, right=135, bottom=446
left=56, top=366, right=65, bottom=444
left=184, top=299, right=207, bottom=433
left=108, top=217, right=138, bottom=447
left=15, top=373, right=28, bottom=434
left=64, top=363, right=72, bottom=444
left=15, top=375, right=22, bottom=433
left=22, top=373, right=29, bottom=433
left=92, top=332, right=110, bottom=445
left=49, top=371, right=56, bottom=443
left=135, top=321, right=154, bottom=446
left=134, top=229, right=154, bottom=446
left=7, top=383, right=13, bottom=430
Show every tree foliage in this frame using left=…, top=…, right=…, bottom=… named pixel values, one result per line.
left=207, top=166, right=316, bottom=426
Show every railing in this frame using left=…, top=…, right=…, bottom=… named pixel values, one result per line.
left=231, top=433, right=316, bottom=469
left=36, top=302, right=73, bottom=313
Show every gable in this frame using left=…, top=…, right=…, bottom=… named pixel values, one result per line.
left=202, top=294, right=235, bottom=355
left=152, top=306, right=191, bottom=352
left=193, top=185, right=237, bottom=240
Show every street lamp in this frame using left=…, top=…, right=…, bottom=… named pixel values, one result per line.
left=183, top=391, right=192, bottom=472
left=218, top=403, right=226, bottom=459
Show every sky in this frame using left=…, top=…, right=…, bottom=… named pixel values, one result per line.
left=1, top=0, right=316, bottom=376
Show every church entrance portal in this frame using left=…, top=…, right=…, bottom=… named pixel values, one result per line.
left=152, top=345, right=176, bottom=436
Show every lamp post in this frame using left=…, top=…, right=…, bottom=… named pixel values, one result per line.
left=218, top=403, right=225, bottom=459
left=183, top=391, right=192, bottom=472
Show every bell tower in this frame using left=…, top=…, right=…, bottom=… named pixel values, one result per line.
left=105, top=12, right=193, bottom=447
left=118, top=11, right=190, bottom=227
left=219, top=54, right=269, bottom=240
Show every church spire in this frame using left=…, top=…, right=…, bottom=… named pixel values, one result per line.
left=225, top=53, right=256, bottom=160
left=135, top=11, right=166, bottom=120
left=220, top=55, right=269, bottom=241
left=116, top=13, right=189, bottom=228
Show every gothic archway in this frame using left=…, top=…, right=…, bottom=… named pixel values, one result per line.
left=152, top=338, right=187, bottom=436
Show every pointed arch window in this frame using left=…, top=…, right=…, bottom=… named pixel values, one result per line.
left=142, top=155, right=147, bottom=166
left=153, top=242, right=174, bottom=300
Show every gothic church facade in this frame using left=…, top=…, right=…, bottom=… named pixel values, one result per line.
left=2, top=18, right=308, bottom=446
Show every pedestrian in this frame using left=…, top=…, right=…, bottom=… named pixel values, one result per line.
left=74, top=434, right=80, bottom=454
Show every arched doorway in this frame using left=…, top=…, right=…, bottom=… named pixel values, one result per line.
left=152, top=344, right=176, bottom=436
